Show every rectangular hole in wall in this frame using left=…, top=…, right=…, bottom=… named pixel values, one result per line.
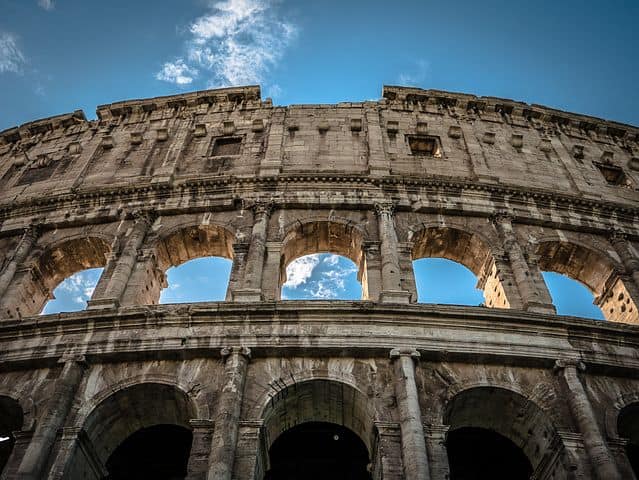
left=211, top=136, right=242, bottom=157
left=594, top=162, right=628, bottom=186
left=407, top=135, right=442, bottom=158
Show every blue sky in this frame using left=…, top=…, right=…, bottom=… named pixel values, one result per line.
left=1, top=0, right=632, bottom=319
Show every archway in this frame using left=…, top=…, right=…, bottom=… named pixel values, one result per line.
left=413, top=258, right=484, bottom=306
left=281, top=253, right=361, bottom=300
left=16, top=237, right=110, bottom=317
left=65, top=383, right=196, bottom=480
left=265, top=421, right=370, bottom=479
left=41, top=267, right=104, bottom=314
left=536, top=241, right=638, bottom=323
left=444, top=387, right=567, bottom=480
left=280, top=221, right=367, bottom=300
left=411, top=227, right=511, bottom=308
left=258, top=379, right=373, bottom=479
left=0, top=396, right=23, bottom=475
left=159, top=257, right=232, bottom=303
left=542, top=271, right=604, bottom=320
left=618, top=402, right=639, bottom=477
left=151, top=224, right=235, bottom=304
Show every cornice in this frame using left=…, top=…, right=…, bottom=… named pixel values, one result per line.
left=0, top=173, right=637, bottom=234
left=0, top=302, right=638, bottom=375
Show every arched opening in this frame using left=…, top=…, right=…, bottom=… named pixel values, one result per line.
left=0, top=396, right=23, bottom=475
left=537, top=241, right=637, bottom=323
left=618, top=402, right=639, bottom=477
left=65, top=383, right=196, bottom=480
left=281, top=253, right=361, bottom=300
left=411, top=227, right=510, bottom=308
left=159, top=257, right=232, bottom=303
left=413, top=258, right=484, bottom=306
left=444, top=387, right=566, bottom=480
left=280, top=221, right=367, bottom=300
left=17, top=237, right=110, bottom=317
left=542, top=271, right=604, bottom=320
left=258, top=379, right=373, bottom=479
left=447, top=427, right=532, bottom=480
left=265, top=421, right=371, bottom=480
left=149, top=224, right=235, bottom=304
left=41, top=267, right=104, bottom=314
left=104, top=424, right=192, bottom=480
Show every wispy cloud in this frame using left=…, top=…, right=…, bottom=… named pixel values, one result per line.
left=156, top=59, right=197, bottom=85
left=0, top=32, right=26, bottom=74
left=57, top=270, right=100, bottom=304
left=398, top=59, right=430, bottom=86
left=284, top=254, right=320, bottom=288
left=38, top=0, right=55, bottom=11
left=157, top=0, right=297, bottom=89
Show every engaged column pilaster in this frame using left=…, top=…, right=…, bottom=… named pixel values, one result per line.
left=376, top=203, right=410, bottom=304
left=554, top=359, right=621, bottom=480
left=390, top=348, right=430, bottom=480
left=207, top=347, right=251, bottom=480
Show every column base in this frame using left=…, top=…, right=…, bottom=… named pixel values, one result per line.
left=380, top=290, right=412, bottom=304
left=86, top=298, right=120, bottom=310
left=232, top=289, right=263, bottom=302
left=524, top=301, right=556, bottom=314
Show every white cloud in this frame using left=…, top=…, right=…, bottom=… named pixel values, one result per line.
left=156, top=60, right=197, bottom=85
left=398, top=59, right=430, bottom=86
left=0, top=32, right=26, bottom=74
left=56, top=270, right=101, bottom=305
left=284, top=254, right=320, bottom=288
left=38, top=0, right=55, bottom=11
left=157, top=0, right=296, bottom=87
left=323, top=254, right=340, bottom=266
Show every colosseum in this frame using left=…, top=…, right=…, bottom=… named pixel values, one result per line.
left=0, top=84, right=638, bottom=479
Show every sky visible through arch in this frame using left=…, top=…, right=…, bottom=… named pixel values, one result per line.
left=1, top=0, right=633, bottom=320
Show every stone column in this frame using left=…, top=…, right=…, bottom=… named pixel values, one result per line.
left=0, top=225, right=39, bottom=301
left=16, top=355, right=86, bottom=480
left=233, top=421, right=265, bottom=480
left=88, top=212, right=154, bottom=309
left=390, top=348, right=430, bottom=480
left=234, top=203, right=272, bottom=302
left=376, top=204, right=410, bottom=304
left=362, top=241, right=382, bottom=302
left=424, top=424, right=450, bottom=480
left=47, top=427, right=107, bottom=480
left=186, top=419, right=214, bottom=480
left=554, top=360, right=621, bottom=480
left=207, top=347, right=251, bottom=480
left=492, top=213, right=555, bottom=313
left=372, top=421, right=404, bottom=480
left=226, top=242, right=248, bottom=301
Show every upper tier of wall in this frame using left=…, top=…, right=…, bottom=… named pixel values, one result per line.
left=1, top=85, right=638, bottom=212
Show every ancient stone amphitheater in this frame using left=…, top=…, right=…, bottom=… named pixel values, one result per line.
left=0, top=84, right=638, bottom=479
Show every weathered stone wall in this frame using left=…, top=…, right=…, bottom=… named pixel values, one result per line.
left=0, top=85, right=638, bottom=479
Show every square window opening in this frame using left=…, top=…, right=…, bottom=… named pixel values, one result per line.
left=594, top=162, right=628, bottom=186
left=408, top=135, right=442, bottom=158
left=211, top=136, right=242, bottom=157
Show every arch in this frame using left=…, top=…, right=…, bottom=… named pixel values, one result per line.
left=10, top=236, right=111, bottom=317
left=279, top=220, right=367, bottom=299
left=65, top=382, right=198, bottom=479
left=617, top=401, right=639, bottom=478
left=0, top=395, right=23, bottom=475
left=154, top=223, right=235, bottom=272
left=136, top=223, right=236, bottom=305
left=443, top=386, right=569, bottom=479
left=536, top=240, right=638, bottom=323
left=409, top=225, right=513, bottom=309
left=256, top=378, right=374, bottom=479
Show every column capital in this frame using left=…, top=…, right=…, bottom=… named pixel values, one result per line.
left=609, top=229, right=629, bottom=244
left=490, top=210, right=513, bottom=226
left=57, top=353, right=88, bottom=367
left=374, top=201, right=395, bottom=217
left=251, top=200, right=274, bottom=217
left=554, top=358, right=586, bottom=373
left=128, top=208, right=157, bottom=226
left=221, top=346, right=251, bottom=360
left=390, top=347, right=421, bottom=362
left=189, top=418, right=215, bottom=430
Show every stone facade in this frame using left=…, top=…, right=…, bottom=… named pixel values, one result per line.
left=0, top=85, right=638, bottom=478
